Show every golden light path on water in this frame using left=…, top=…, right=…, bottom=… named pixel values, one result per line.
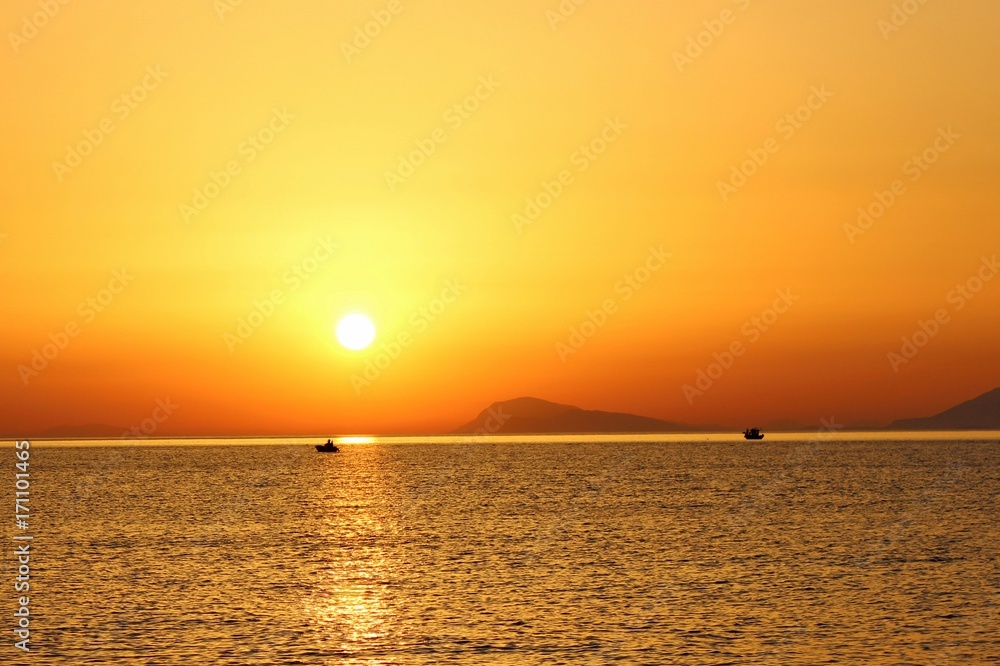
left=306, top=445, right=393, bottom=655
left=8, top=432, right=999, bottom=663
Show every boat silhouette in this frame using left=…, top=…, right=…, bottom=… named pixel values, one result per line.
left=743, top=428, right=764, bottom=440
left=315, top=440, right=340, bottom=453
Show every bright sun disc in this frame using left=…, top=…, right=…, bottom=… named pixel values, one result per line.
left=336, top=314, right=376, bottom=350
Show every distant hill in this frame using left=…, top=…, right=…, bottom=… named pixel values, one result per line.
left=889, top=388, right=1000, bottom=430
left=34, top=424, right=124, bottom=439
left=453, top=397, right=720, bottom=434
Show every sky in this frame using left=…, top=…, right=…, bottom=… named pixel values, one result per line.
left=1, top=0, right=999, bottom=436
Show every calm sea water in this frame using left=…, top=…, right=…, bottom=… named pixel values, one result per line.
left=4, top=434, right=999, bottom=664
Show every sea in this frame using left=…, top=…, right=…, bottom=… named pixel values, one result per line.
left=3, top=432, right=998, bottom=665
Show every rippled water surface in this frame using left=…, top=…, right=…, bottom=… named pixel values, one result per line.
left=8, top=436, right=1000, bottom=664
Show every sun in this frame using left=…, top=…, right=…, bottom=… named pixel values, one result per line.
left=335, top=313, right=376, bottom=351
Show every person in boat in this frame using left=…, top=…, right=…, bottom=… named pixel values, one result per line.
left=326, top=439, right=333, bottom=445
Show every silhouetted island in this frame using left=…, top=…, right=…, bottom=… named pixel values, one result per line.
left=453, top=397, right=722, bottom=435
left=889, top=387, right=1000, bottom=430
left=25, top=386, right=999, bottom=439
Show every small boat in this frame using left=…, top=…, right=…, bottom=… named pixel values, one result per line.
left=315, top=440, right=340, bottom=453
left=743, top=428, right=764, bottom=440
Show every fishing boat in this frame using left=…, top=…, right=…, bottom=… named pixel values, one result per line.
left=743, top=428, right=764, bottom=440
left=315, top=440, right=340, bottom=453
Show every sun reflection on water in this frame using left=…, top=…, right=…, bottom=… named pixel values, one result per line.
left=303, top=445, right=397, bottom=659
left=336, top=436, right=377, bottom=445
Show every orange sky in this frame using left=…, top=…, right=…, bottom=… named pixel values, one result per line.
left=2, top=0, right=999, bottom=435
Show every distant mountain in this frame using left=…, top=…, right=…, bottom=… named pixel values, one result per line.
left=34, top=424, right=125, bottom=439
left=453, top=397, right=720, bottom=434
left=889, top=388, right=1000, bottom=430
